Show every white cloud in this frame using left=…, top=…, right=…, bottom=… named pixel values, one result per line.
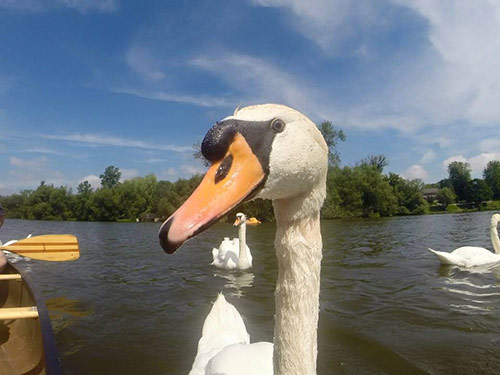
left=191, top=52, right=322, bottom=117
left=145, top=158, right=166, bottom=163
left=58, top=0, right=117, bottom=13
left=247, top=0, right=500, bottom=134
left=78, top=174, right=101, bottom=190
left=393, top=0, right=500, bottom=126
left=442, top=155, right=468, bottom=170
left=160, top=168, right=177, bottom=178
left=6, top=156, right=72, bottom=190
left=468, top=153, right=500, bottom=176
left=402, top=164, right=428, bottom=180
left=9, top=168, right=66, bottom=187
left=0, top=0, right=117, bottom=12
left=114, top=87, right=229, bottom=108
left=181, top=164, right=205, bottom=175
left=480, top=138, right=500, bottom=152
left=40, top=133, right=192, bottom=153
left=442, top=152, right=500, bottom=177
left=126, top=44, right=165, bottom=82
left=250, top=0, right=379, bottom=52
left=9, top=156, right=48, bottom=168
left=119, top=168, right=138, bottom=181
left=25, top=147, right=74, bottom=157
left=158, top=164, right=205, bottom=181
left=420, top=150, right=436, bottom=164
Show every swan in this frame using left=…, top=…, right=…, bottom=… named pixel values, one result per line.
left=159, top=104, right=328, bottom=375
left=211, top=213, right=261, bottom=270
left=189, top=293, right=273, bottom=375
left=428, top=213, right=500, bottom=267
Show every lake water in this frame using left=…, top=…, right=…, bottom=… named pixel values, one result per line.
left=2, top=211, right=500, bottom=374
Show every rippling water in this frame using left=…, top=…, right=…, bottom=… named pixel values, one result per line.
left=2, top=211, right=500, bottom=374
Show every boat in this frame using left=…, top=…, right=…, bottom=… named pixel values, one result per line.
left=0, top=261, right=63, bottom=375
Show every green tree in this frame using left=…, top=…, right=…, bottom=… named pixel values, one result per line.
left=321, top=168, right=342, bottom=218
left=318, top=121, right=346, bottom=167
left=436, top=187, right=456, bottom=208
left=465, top=179, right=493, bottom=207
left=100, top=166, right=121, bottom=189
left=77, top=181, right=93, bottom=195
left=330, top=162, right=397, bottom=217
left=447, top=161, right=471, bottom=201
left=88, top=188, right=121, bottom=221
left=387, top=173, right=428, bottom=215
left=74, top=181, right=93, bottom=221
left=193, top=140, right=210, bottom=167
left=116, top=174, right=158, bottom=220
left=25, top=182, right=74, bottom=220
left=360, top=154, right=388, bottom=173
left=483, top=160, right=500, bottom=200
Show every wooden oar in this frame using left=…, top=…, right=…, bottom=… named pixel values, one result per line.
left=0, top=234, right=80, bottom=261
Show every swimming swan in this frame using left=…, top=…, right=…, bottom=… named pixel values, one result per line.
left=428, top=213, right=500, bottom=267
left=159, top=104, right=328, bottom=375
left=211, top=213, right=261, bottom=270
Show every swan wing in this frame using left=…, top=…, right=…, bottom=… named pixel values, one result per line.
left=428, top=247, right=500, bottom=267
left=189, top=294, right=250, bottom=375
left=211, top=238, right=239, bottom=269
left=452, top=246, right=500, bottom=266
left=427, top=248, right=468, bottom=267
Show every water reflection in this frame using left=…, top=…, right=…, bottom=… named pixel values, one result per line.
left=212, top=269, right=255, bottom=297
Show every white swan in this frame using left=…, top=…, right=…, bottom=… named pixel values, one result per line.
left=428, top=213, right=500, bottom=267
left=211, top=213, right=260, bottom=270
left=159, top=104, right=328, bottom=375
left=189, top=293, right=273, bottom=375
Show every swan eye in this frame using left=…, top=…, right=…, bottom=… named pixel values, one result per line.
left=215, top=154, right=233, bottom=184
left=271, top=118, right=285, bottom=133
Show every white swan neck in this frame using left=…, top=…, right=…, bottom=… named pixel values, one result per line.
left=272, top=197, right=322, bottom=375
left=491, top=218, right=500, bottom=254
left=237, top=221, right=249, bottom=268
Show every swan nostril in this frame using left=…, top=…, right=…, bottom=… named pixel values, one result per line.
left=215, top=154, right=233, bottom=184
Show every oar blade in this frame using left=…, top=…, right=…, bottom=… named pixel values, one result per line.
left=0, top=234, right=80, bottom=261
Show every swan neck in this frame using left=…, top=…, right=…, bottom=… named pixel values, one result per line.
left=491, top=220, right=500, bottom=254
left=237, top=222, right=248, bottom=267
left=272, top=196, right=322, bottom=375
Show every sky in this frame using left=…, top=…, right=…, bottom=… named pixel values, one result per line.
left=1, top=0, right=500, bottom=195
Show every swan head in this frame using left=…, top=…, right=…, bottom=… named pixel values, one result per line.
left=492, top=213, right=500, bottom=228
left=233, top=213, right=261, bottom=226
left=233, top=212, right=246, bottom=227
left=159, top=104, right=328, bottom=254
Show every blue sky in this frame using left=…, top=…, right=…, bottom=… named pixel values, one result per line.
left=1, top=0, right=500, bottom=194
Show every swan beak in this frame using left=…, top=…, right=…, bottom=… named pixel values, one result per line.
left=159, top=133, right=265, bottom=254
left=247, top=217, right=261, bottom=225
left=233, top=217, right=242, bottom=226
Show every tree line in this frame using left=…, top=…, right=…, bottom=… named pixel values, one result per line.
left=1, top=123, right=499, bottom=222
left=433, top=160, right=500, bottom=208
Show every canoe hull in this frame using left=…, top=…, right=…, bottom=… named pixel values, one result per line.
left=0, top=262, right=63, bottom=375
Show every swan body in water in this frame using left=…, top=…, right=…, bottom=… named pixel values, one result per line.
left=159, top=104, right=328, bottom=375
left=189, top=293, right=273, bottom=375
left=211, top=213, right=260, bottom=270
left=428, top=213, right=500, bottom=267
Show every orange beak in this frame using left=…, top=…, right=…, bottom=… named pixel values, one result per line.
left=247, top=217, right=261, bottom=226
left=159, top=133, right=266, bottom=253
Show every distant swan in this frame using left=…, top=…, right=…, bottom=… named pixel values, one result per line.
left=428, top=213, right=500, bottom=267
left=211, top=213, right=260, bottom=270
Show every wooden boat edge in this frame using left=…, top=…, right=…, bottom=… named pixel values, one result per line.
left=7, top=262, right=64, bottom=375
